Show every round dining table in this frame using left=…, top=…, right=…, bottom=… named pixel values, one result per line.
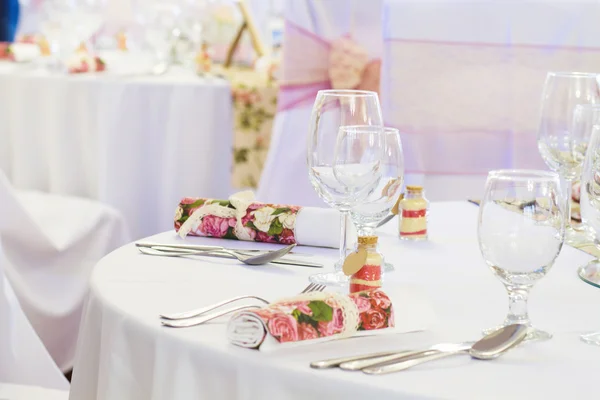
left=69, top=202, right=599, bottom=399
left=0, top=59, right=233, bottom=239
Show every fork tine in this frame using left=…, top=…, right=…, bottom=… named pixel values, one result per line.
left=316, top=284, right=326, bottom=292
left=300, top=283, right=316, bottom=294
left=307, top=283, right=322, bottom=293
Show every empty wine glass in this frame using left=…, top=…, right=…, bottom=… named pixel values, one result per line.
left=307, top=90, right=384, bottom=286
left=478, top=170, right=565, bottom=341
left=350, top=127, right=404, bottom=272
left=138, top=0, right=182, bottom=64
left=39, top=0, right=75, bottom=68
left=538, top=72, right=600, bottom=245
left=72, top=0, right=105, bottom=49
left=578, top=124, right=600, bottom=346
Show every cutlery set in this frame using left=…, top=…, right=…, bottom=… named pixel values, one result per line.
left=140, top=239, right=528, bottom=375
left=159, top=283, right=326, bottom=328
left=310, top=324, right=528, bottom=375
left=136, top=242, right=324, bottom=268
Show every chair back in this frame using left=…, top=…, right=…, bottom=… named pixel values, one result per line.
left=257, top=0, right=384, bottom=205
left=382, top=0, right=600, bottom=177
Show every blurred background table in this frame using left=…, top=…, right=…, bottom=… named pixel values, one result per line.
left=0, top=61, right=233, bottom=239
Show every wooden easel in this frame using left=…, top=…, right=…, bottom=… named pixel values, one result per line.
left=224, top=0, right=268, bottom=68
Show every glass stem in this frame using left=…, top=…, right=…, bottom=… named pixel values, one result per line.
left=505, top=287, right=531, bottom=325
left=337, top=211, right=349, bottom=271
left=565, top=179, right=573, bottom=230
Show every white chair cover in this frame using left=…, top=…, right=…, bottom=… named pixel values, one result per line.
left=257, top=0, right=383, bottom=206
left=0, top=384, right=69, bottom=400
left=0, top=258, right=69, bottom=391
left=382, top=0, right=600, bottom=200
left=0, top=171, right=130, bottom=371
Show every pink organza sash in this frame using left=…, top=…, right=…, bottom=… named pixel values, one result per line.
left=278, top=20, right=381, bottom=112
left=383, top=39, right=600, bottom=174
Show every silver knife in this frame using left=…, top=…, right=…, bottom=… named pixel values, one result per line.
left=136, top=241, right=308, bottom=255
left=140, top=245, right=324, bottom=268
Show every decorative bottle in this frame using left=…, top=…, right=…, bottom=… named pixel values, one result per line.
left=399, top=185, right=429, bottom=240
left=349, top=236, right=383, bottom=293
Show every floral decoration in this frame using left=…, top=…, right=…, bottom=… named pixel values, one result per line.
left=250, top=289, right=394, bottom=344
left=67, top=53, right=106, bottom=74
left=221, top=66, right=278, bottom=189
left=0, top=42, right=13, bottom=61
left=174, top=197, right=300, bottom=244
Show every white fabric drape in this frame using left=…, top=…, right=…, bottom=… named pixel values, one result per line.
left=0, top=257, right=69, bottom=391
left=0, top=170, right=130, bottom=371
left=381, top=0, right=600, bottom=200
left=0, top=64, right=233, bottom=239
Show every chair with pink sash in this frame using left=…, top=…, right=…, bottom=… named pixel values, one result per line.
left=257, top=0, right=383, bottom=206
left=382, top=0, right=600, bottom=200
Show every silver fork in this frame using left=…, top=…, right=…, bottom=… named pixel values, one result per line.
left=160, top=283, right=326, bottom=328
left=139, top=244, right=296, bottom=266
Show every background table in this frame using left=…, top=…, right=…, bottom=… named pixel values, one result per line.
left=0, top=61, right=233, bottom=239
left=69, top=202, right=600, bottom=399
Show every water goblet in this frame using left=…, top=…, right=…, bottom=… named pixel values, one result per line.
left=577, top=124, right=600, bottom=346
left=350, top=127, right=404, bottom=272
left=307, top=90, right=385, bottom=286
left=538, top=72, right=600, bottom=245
left=478, top=170, right=565, bottom=341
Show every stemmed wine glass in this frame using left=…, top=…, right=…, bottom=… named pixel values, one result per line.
left=39, top=0, right=75, bottom=69
left=138, top=0, right=182, bottom=65
left=577, top=124, right=600, bottom=346
left=350, top=127, right=404, bottom=272
left=538, top=72, right=600, bottom=245
left=307, top=90, right=385, bottom=286
left=478, top=170, right=565, bottom=341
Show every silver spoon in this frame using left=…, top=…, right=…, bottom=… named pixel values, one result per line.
left=375, top=194, right=404, bottom=228
left=362, top=324, right=528, bottom=375
left=138, top=244, right=296, bottom=266
left=340, top=342, right=472, bottom=371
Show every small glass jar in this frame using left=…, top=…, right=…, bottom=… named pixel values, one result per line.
left=350, top=236, right=383, bottom=293
left=399, top=185, right=429, bottom=240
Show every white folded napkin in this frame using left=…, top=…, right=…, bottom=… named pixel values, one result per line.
left=10, top=43, right=40, bottom=63
left=177, top=191, right=356, bottom=249
left=295, top=207, right=356, bottom=248
left=227, top=286, right=435, bottom=351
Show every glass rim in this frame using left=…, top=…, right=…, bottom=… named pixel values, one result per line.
left=487, top=169, right=560, bottom=182
left=317, top=89, right=379, bottom=97
left=547, top=71, right=599, bottom=79
left=338, top=125, right=400, bottom=134
left=574, top=103, right=600, bottom=110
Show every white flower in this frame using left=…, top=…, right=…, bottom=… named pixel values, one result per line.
left=253, top=206, right=277, bottom=232
left=328, top=37, right=369, bottom=90
left=278, top=212, right=296, bottom=230
left=175, top=206, right=183, bottom=221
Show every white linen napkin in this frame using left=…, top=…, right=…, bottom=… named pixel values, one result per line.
left=295, top=207, right=356, bottom=248
left=10, top=43, right=40, bottom=63
left=227, top=286, right=435, bottom=351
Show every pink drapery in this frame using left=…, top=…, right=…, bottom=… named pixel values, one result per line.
left=277, top=20, right=381, bottom=112
left=382, top=38, right=600, bottom=175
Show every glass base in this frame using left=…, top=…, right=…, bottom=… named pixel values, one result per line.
left=308, top=271, right=349, bottom=287
left=483, top=324, right=552, bottom=342
left=565, top=224, right=594, bottom=246
left=384, top=261, right=394, bottom=273
left=580, top=331, right=600, bottom=346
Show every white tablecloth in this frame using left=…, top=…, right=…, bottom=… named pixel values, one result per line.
left=69, top=202, right=599, bottom=400
left=0, top=61, right=233, bottom=239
